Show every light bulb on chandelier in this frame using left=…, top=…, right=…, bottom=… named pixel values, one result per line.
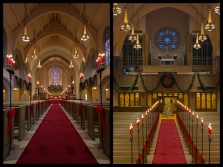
left=204, top=8, right=215, bottom=31
left=113, top=3, right=122, bottom=16
left=193, top=33, right=201, bottom=49
left=120, top=9, right=131, bottom=31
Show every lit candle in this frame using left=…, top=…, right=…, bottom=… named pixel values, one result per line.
left=201, top=118, right=203, bottom=127
left=208, top=123, right=212, bottom=135
left=9, top=56, right=12, bottom=66
left=209, top=125, right=212, bottom=136
left=142, top=114, right=144, bottom=123
left=7, top=55, right=10, bottom=65
left=12, top=60, right=15, bottom=69
left=28, top=73, right=32, bottom=81
left=136, top=117, right=140, bottom=127
left=192, top=111, right=194, bottom=119
left=189, top=109, right=191, bottom=115
left=145, top=111, right=147, bottom=117
left=130, top=123, right=133, bottom=135
left=196, top=114, right=198, bottom=122
left=101, top=53, right=105, bottom=63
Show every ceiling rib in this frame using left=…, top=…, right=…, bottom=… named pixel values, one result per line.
left=10, top=4, right=22, bottom=26
left=88, top=4, right=99, bottom=25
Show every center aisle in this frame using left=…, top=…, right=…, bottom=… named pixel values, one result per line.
left=152, top=119, right=187, bottom=164
left=16, top=103, right=98, bottom=164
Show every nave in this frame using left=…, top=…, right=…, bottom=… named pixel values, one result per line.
left=3, top=100, right=109, bottom=164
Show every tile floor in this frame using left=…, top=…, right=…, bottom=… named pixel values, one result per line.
left=3, top=104, right=110, bottom=164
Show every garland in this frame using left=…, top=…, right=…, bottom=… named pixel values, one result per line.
left=113, top=73, right=140, bottom=93
left=79, top=74, right=97, bottom=90
left=114, top=72, right=220, bottom=93
left=14, top=75, right=30, bottom=90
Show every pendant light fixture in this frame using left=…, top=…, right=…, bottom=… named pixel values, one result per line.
left=128, top=23, right=136, bottom=42
left=198, top=22, right=207, bottom=42
left=73, top=46, right=79, bottom=58
left=199, top=5, right=207, bottom=42
left=22, top=3, right=30, bottom=42
left=204, top=6, right=215, bottom=31
left=69, top=60, right=74, bottom=68
left=81, top=3, right=89, bottom=41
left=120, top=8, right=131, bottom=31
left=214, top=3, right=220, bottom=15
left=32, top=31, right=37, bottom=59
left=193, top=33, right=201, bottom=49
left=113, top=3, right=122, bottom=16
left=134, top=8, right=142, bottom=50
left=37, top=59, right=42, bottom=68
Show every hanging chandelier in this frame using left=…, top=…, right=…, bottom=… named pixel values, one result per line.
left=73, top=47, right=79, bottom=58
left=204, top=8, right=215, bottom=31
left=37, top=60, right=42, bottom=68
left=198, top=22, right=207, bottom=42
left=128, top=23, right=136, bottom=42
left=69, top=60, right=74, bottom=68
left=214, top=3, right=220, bottom=15
left=22, top=4, right=30, bottom=42
left=134, top=33, right=142, bottom=50
left=120, top=9, right=131, bottom=31
left=113, top=3, right=122, bottom=16
left=81, top=4, right=89, bottom=41
left=32, top=47, right=37, bottom=59
left=25, top=57, right=28, bottom=63
left=81, top=25, right=89, bottom=41
left=193, top=33, right=201, bottom=49
left=22, top=26, right=30, bottom=42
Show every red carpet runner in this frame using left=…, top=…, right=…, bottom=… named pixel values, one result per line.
left=152, top=119, right=187, bottom=164
left=16, top=103, right=98, bottom=164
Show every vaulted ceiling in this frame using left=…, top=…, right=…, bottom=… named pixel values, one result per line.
left=3, top=3, right=110, bottom=71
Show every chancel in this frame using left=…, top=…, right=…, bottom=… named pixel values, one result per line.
left=113, top=3, right=220, bottom=164
left=3, top=3, right=110, bottom=164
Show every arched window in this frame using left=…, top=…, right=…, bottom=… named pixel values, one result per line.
left=123, top=35, right=143, bottom=67
left=103, top=26, right=110, bottom=66
left=155, top=27, right=180, bottom=52
left=192, top=35, right=212, bottom=65
left=51, top=67, right=60, bottom=85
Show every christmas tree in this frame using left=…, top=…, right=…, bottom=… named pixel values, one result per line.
left=162, top=99, right=174, bottom=118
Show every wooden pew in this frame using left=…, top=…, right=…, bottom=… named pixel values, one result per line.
left=3, top=105, right=27, bottom=141
left=3, top=108, right=15, bottom=161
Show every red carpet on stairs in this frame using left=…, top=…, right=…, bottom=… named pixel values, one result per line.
left=152, top=119, right=187, bottom=164
left=16, top=104, right=98, bottom=164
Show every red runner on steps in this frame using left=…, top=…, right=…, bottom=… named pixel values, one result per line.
left=16, top=104, right=98, bottom=164
left=152, top=119, right=187, bottom=164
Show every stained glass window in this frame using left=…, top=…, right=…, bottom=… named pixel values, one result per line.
left=155, top=27, right=180, bottom=52
left=51, top=67, right=60, bottom=85
left=104, top=26, right=110, bottom=66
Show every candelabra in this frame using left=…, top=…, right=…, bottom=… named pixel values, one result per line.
left=129, top=123, right=133, bottom=164
left=208, top=134, right=211, bottom=164
left=96, top=61, right=105, bottom=154
left=191, top=114, right=194, bottom=159
left=28, top=76, right=32, bottom=130
left=188, top=110, right=191, bottom=154
left=201, top=118, right=204, bottom=155
left=145, top=111, right=148, bottom=158
left=5, top=60, right=15, bottom=155
left=130, top=135, right=133, bottom=164
left=141, top=114, right=144, bottom=164
left=195, top=114, right=198, bottom=164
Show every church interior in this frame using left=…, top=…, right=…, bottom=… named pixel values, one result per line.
left=3, top=3, right=110, bottom=164
left=113, top=3, right=220, bottom=164
left=2, top=2, right=221, bottom=165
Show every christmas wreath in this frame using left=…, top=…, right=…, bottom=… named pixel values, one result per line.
left=160, top=73, right=175, bottom=88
